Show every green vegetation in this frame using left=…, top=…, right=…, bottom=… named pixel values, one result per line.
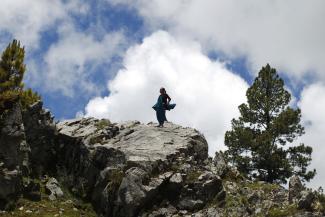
left=0, top=39, right=41, bottom=120
left=107, top=169, right=124, bottom=195
left=89, top=136, right=103, bottom=145
left=244, top=182, right=279, bottom=194
left=266, top=204, right=298, bottom=217
left=314, top=187, right=325, bottom=214
left=224, top=64, right=315, bottom=184
left=217, top=178, right=304, bottom=217
left=224, top=194, right=249, bottom=209
left=0, top=198, right=97, bottom=217
left=185, top=169, right=201, bottom=182
left=0, top=177, right=96, bottom=217
left=95, top=119, right=111, bottom=130
left=20, top=88, right=41, bottom=110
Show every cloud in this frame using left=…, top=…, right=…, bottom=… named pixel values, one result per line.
left=108, top=0, right=325, bottom=82
left=298, top=83, right=325, bottom=189
left=0, top=0, right=88, bottom=50
left=40, top=24, right=125, bottom=97
left=0, top=1, right=126, bottom=97
left=85, top=31, right=248, bottom=155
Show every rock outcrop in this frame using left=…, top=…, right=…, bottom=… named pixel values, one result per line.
left=0, top=104, right=30, bottom=210
left=55, top=118, right=218, bottom=217
left=0, top=101, right=324, bottom=217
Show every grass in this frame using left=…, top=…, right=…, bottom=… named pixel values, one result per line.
left=89, top=136, right=104, bottom=145
left=95, top=119, right=111, bottom=130
left=224, top=194, right=248, bottom=209
left=266, top=204, right=298, bottom=217
left=244, top=182, right=279, bottom=194
left=0, top=177, right=97, bottom=217
left=0, top=198, right=97, bottom=217
left=107, top=169, right=124, bottom=194
left=186, top=170, right=202, bottom=182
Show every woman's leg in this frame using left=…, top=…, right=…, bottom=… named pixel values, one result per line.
left=156, top=110, right=164, bottom=127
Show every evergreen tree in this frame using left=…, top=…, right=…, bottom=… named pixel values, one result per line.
left=0, top=39, right=25, bottom=112
left=0, top=39, right=40, bottom=118
left=20, top=88, right=41, bottom=109
left=224, top=64, right=316, bottom=183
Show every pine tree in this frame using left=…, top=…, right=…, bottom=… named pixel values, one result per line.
left=224, top=64, right=316, bottom=183
left=0, top=39, right=25, bottom=113
left=0, top=39, right=41, bottom=118
left=20, top=88, right=41, bottom=109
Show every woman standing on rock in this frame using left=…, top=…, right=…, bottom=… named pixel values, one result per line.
left=152, top=87, right=176, bottom=127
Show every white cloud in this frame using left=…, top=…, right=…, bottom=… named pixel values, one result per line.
left=85, top=31, right=248, bottom=155
left=0, top=0, right=88, bottom=49
left=0, top=1, right=126, bottom=97
left=298, top=83, right=325, bottom=189
left=41, top=24, right=125, bottom=96
left=109, top=0, right=325, bottom=82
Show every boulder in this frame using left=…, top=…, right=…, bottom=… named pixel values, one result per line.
left=55, top=119, right=212, bottom=216
left=289, top=175, right=304, bottom=203
left=45, top=178, right=64, bottom=200
left=297, top=190, right=316, bottom=211
left=213, top=152, right=228, bottom=177
left=0, top=169, right=21, bottom=210
left=178, top=198, right=204, bottom=211
left=23, top=179, right=41, bottom=201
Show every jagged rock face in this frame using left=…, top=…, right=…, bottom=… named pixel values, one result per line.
left=22, top=101, right=57, bottom=176
left=56, top=118, right=216, bottom=217
left=0, top=104, right=30, bottom=209
left=57, top=119, right=208, bottom=164
left=1, top=101, right=324, bottom=217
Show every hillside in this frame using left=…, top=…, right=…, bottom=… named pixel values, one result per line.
left=0, top=101, right=324, bottom=217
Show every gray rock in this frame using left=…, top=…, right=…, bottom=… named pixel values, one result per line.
left=178, top=198, right=204, bottom=211
left=170, top=173, right=183, bottom=184
left=0, top=169, right=21, bottom=209
left=141, top=205, right=178, bottom=217
left=213, top=151, right=228, bottom=177
left=0, top=103, right=29, bottom=209
left=22, top=101, right=56, bottom=176
left=45, top=178, right=64, bottom=200
left=10, top=103, right=324, bottom=217
left=54, top=118, right=211, bottom=216
left=23, top=179, right=41, bottom=201
left=247, top=190, right=263, bottom=204
left=58, top=120, right=208, bottom=165
left=289, top=175, right=304, bottom=203
left=192, top=207, right=221, bottom=217
left=298, top=190, right=316, bottom=211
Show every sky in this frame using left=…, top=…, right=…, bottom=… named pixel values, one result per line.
left=0, top=0, right=324, bottom=189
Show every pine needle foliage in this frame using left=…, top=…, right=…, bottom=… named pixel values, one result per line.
left=224, top=64, right=316, bottom=184
left=0, top=39, right=41, bottom=119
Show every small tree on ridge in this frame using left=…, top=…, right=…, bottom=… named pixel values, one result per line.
left=224, top=64, right=316, bottom=183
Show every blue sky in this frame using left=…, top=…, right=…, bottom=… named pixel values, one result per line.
left=1, top=0, right=325, bottom=188
left=21, top=2, right=146, bottom=119
left=20, top=1, right=255, bottom=120
left=29, top=5, right=255, bottom=120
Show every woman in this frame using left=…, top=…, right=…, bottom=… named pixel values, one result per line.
left=152, top=88, right=176, bottom=127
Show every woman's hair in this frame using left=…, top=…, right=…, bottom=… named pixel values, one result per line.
left=160, top=87, right=166, bottom=94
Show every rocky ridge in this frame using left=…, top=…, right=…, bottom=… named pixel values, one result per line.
left=0, top=101, right=324, bottom=217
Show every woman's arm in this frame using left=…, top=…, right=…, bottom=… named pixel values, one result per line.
left=166, top=94, right=171, bottom=104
